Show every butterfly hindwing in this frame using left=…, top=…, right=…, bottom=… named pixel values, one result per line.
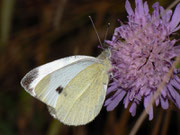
left=48, top=62, right=109, bottom=125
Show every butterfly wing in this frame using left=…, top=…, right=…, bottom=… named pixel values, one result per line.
left=21, top=56, right=100, bottom=107
left=48, top=61, right=109, bottom=125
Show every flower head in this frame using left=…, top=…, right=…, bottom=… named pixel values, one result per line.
left=105, top=0, right=180, bottom=120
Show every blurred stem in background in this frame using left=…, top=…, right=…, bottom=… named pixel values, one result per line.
left=47, top=119, right=62, bottom=135
left=0, top=0, right=15, bottom=47
left=53, top=0, right=68, bottom=31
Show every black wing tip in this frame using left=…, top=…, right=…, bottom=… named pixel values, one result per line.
left=21, top=69, right=38, bottom=92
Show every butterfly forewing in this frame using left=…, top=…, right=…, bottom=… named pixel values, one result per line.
left=21, top=56, right=99, bottom=107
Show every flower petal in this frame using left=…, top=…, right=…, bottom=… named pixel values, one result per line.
left=160, top=6, right=172, bottom=23
left=160, top=96, right=169, bottom=109
left=129, top=102, right=137, bottom=116
left=167, top=84, right=176, bottom=99
left=161, top=86, right=167, bottom=98
left=167, top=84, right=180, bottom=108
left=171, top=78, right=180, bottom=89
left=106, top=83, right=118, bottom=95
left=123, top=92, right=130, bottom=108
left=104, top=89, right=122, bottom=106
left=148, top=106, right=153, bottom=120
left=144, top=93, right=154, bottom=120
left=152, top=2, right=159, bottom=18
left=106, top=90, right=126, bottom=111
left=172, top=25, right=180, bottom=32
left=155, top=97, right=159, bottom=106
left=169, top=3, right=180, bottom=32
left=135, top=0, right=144, bottom=17
left=174, top=45, right=180, bottom=55
left=143, top=1, right=149, bottom=15
left=175, top=75, right=180, bottom=83
left=125, top=0, right=134, bottom=16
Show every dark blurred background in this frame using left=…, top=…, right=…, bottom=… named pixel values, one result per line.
left=0, top=0, right=180, bottom=135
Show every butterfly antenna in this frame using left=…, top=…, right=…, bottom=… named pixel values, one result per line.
left=104, top=22, right=110, bottom=42
left=88, top=16, right=103, bottom=49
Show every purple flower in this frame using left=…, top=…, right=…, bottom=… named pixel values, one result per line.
left=105, top=0, right=180, bottom=120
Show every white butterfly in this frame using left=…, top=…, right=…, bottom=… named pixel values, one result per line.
left=20, top=50, right=111, bottom=126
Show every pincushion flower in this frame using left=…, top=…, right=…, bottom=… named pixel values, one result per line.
left=105, top=0, right=180, bottom=120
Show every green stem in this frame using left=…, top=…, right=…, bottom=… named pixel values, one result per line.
left=0, top=0, right=15, bottom=46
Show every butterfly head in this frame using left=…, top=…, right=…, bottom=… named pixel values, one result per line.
left=98, top=49, right=112, bottom=71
